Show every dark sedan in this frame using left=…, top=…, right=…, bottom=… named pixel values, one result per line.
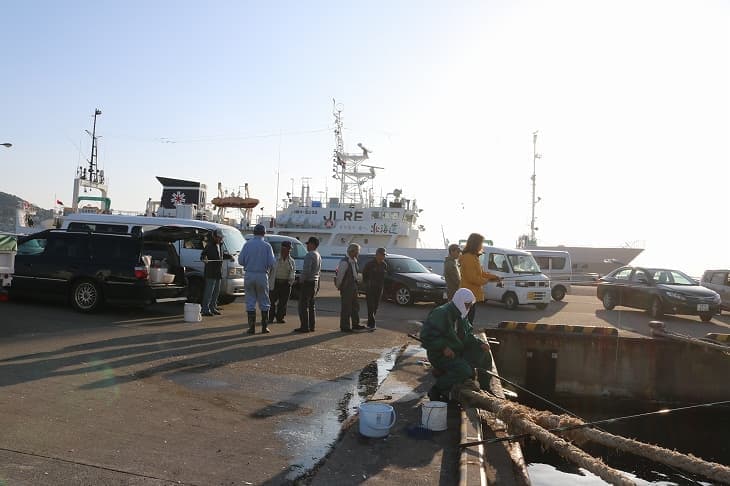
left=597, top=266, right=721, bottom=322
left=357, top=253, right=447, bottom=306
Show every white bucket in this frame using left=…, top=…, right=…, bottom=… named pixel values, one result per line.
left=421, top=401, right=448, bottom=431
left=184, top=303, right=202, bottom=323
left=358, top=402, right=396, bottom=438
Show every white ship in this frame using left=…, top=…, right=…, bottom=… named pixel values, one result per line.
left=261, top=102, right=449, bottom=273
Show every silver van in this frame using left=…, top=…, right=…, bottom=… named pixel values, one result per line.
left=527, top=249, right=572, bottom=301
left=701, top=270, right=730, bottom=312
left=61, top=213, right=246, bottom=304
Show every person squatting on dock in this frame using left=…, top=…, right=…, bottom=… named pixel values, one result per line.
left=336, top=243, right=367, bottom=332
left=268, top=240, right=296, bottom=324
left=419, top=288, right=493, bottom=402
left=200, top=229, right=224, bottom=316
left=239, top=224, right=276, bottom=334
left=459, top=233, right=500, bottom=323
left=362, top=247, right=388, bottom=329
left=443, top=243, right=462, bottom=301
left=295, top=236, right=321, bottom=333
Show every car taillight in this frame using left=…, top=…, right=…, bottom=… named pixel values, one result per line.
left=135, top=265, right=149, bottom=280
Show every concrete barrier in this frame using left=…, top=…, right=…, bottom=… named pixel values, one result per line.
left=498, top=321, right=618, bottom=336
left=486, top=327, right=730, bottom=404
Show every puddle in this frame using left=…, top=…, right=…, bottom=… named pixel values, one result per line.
left=166, top=347, right=401, bottom=481
left=281, top=347, right=398, bottom=481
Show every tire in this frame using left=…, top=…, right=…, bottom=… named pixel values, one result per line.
left=602, top=291, right=616, bottom=310
left=536, top=303, right=548, bottom=310
left=503, top=292, right=518, bottom=310
left=700, top=313, right=713, bottom=322
left=70, top=279, right=102, bottom=312
left=551, top=285, right=566, bottom=301
left=649, top=297, right=663, bottom=319
left=187, top=277, right=204, bottom=304
left=217, top=294, right=236, bottom=306
left=394, top=285, right=414, bottom=306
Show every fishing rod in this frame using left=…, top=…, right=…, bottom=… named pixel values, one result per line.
left=459, top=400, right=730, bottom=448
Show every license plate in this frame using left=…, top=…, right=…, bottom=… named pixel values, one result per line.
left=697, top=304, right=709, bottom=312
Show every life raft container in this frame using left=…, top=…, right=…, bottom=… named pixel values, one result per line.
left=211, top=197, right=259, bottom=209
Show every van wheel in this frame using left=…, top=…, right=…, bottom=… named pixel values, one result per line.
left=503, top=292, right=518, bottom=310
left=187, top=278, right=203, bottom=303
left=217, top=294, right=236, bottom=305
left=602, top=292, right=616, bottom=310
left=394, top=286, right=414, bottom=306
left=649, top=297, right=663, bottom=319
left=71, top=279, right=102, bottom=312
left=551, top=285, right=566, bottom=301
left=700, top=313, right=713, bottom=322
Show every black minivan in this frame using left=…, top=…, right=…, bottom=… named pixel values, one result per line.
left=11, top=227, right=202, bottom=312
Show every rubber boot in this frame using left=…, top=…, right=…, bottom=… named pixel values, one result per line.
left=261, top=311, right=271, bottom=334
left=247, top=311, right=256, bottom=335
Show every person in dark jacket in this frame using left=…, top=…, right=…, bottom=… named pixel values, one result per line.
left=201, top=229, right=225, bottom=316
left=419, top=288, right=492, bottom=401
left=295, top=236, right=321, bottom=333
left=443, top=243, right=462, bottom=301
left=362, top=247, right=388, bottom=329
left=335, top=243, right=365, bottom=332
left=269, top=240, right=296, bottom=323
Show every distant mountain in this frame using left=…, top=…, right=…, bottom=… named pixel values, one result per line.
left=0, top=191, right=54, bottom=233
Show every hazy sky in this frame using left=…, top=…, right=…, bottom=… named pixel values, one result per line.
left=1, top=1, right=728, bottom=276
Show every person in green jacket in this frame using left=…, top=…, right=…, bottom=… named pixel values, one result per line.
left=419, top=288, right=493, bottom=401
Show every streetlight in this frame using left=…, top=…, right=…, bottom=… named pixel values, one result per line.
left=1, top=143, right=11, bottom=148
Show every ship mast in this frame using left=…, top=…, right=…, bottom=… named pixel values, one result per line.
left=529, top=130, right=541, bottom=245
left=72, top=108, right=110, bottom=212
left=331, top=100, right=374, bottom=205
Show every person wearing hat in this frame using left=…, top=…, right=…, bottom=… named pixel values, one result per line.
left=419, top=288, right=493, bottom=401
left=239, top=224, right=276, bottom=334
left=295, top=236, right=322, bottom=333
left=268, top=240, right=296, bottom=324
left=200, top=228, right=225, bottom=317
left=444, top=243, right=462, bottom=301
left=362, top=247, right=388, bottom=329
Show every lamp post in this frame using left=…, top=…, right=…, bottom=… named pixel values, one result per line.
left=529, top=131, right=541, bottom=245
left=1, top=143, right=11, bottom=148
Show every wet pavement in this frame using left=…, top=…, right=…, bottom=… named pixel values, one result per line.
left=0, top=281, right=448, bottom=485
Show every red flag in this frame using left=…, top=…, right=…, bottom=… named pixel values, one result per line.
left=56, top=199, right=64, bottom=205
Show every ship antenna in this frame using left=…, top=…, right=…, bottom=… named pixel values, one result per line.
left=529, top=130, right=541, bottom=245
left=331, top=99, right=374, bottom=205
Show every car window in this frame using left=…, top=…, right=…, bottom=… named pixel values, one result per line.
left=487, top=253, right=509, bottom=272
left=184, top=233, right=207, bottom=250
left=534, top=256, right=549, bottom=269
left=67, top=222, right=128, bottom=234
left=92, top=237, right=139, bottom=262
left=551, top=257, right=566, bottom=270
left=631, top=269, right=649, bottom=282
left=508, top=254, right=540, bottom=273
left=710, top=272, right=728, bottom=286
left=613, top=268, right=632, bottom=280
left=17, top=237, right=48, bottom=256
left=387, top=257, right=427, bottom=273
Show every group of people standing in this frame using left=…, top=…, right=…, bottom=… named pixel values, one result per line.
left=199, top=225, right=388, bottom=335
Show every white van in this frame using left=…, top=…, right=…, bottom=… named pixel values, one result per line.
left=479, top=246, right=551, bottom=309
left=61, top=213, right=246, bottom=304
left=243, top=233, right=307, bottom=295
left=527, top=249, right=572, bottom=301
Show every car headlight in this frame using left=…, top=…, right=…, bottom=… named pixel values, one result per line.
left=713, top=294, right=721, bottom=303
left=665, top=291, right=687, bottom=301
left=515, top=281, right=529, bottom=288
left=416, top=282, right=433, bottom=289
left=228, top=266, right=244, bottom=278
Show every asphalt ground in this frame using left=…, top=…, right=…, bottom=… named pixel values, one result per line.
left=1, top=283, right=729, bottom=485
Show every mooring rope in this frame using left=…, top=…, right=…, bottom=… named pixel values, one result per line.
left=457, top=388, right=635, bottom=485
left=530, top=409, right=730, bottom=485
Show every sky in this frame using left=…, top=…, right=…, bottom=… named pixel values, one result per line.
left=1, top=0, right=728, bottom=276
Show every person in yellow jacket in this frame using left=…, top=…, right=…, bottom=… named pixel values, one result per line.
left=458, top=232, right=500, bottom=323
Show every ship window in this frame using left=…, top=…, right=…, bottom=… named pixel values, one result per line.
left=372, top=211, right=381, bottom=219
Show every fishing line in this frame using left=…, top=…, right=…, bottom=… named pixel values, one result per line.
left=460, top=399, right=730, bottom=447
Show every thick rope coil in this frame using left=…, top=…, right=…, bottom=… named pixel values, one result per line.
left=529, top=410, right=730, bottom=484
left=457, top=387, right=635, bottom=485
